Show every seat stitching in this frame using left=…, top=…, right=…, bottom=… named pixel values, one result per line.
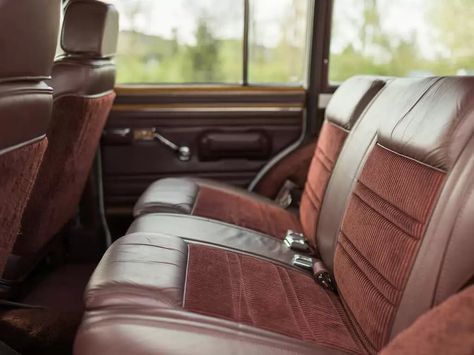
left=280, top=267, right=316, bottom=342
left=357, top=180, right=424, bottom=225
left=339, top=232, right=401, bottom=293
left=314, top=152, right=332, bottom=173
left=120, top=242, right=187, bottom=255
left=273, top=265, right=305, bottom=339
left=305, top=182, right=322, bottom=206
left=351, top=192, right=419, bottom=241
left=318, top=146, right=336, bottom=166
left=338, top=237, right=398, bottom=306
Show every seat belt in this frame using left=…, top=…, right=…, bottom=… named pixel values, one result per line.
left=275, top=180, right=303, bottom=209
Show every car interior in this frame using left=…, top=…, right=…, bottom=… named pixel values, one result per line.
left=0, top=0, right=473, bottom=354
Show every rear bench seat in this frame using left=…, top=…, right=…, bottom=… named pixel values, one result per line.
left=75, top=76, right=474, bottom=354
left=124, top=77, right=436, bottom=269
left=133, top=76, right=387, bottom=245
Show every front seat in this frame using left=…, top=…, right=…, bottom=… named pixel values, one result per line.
left=13, top=0, right=119, bottom=262
left=0, top=0, right=61, bottom=276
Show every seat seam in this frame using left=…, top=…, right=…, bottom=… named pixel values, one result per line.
left=338, top=237, right=398, bottom=307
left=351, top=192, right=419, bottom=241
left=339, top=232, right=401, bottom=293
left=356, top=180, right=424, bottom=225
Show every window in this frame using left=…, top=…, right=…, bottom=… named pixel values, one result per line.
left=108, top=0, right=311, bottom=85
left=249, top=0, right=311, bottom=84
left=329, top=0, right=474, bottom=84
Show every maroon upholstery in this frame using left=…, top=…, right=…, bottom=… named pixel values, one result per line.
left=193, top=186, right=302, bottom=239
left=380, top=286, right=474, bottom=355
left=0, top=140, right=48, bottom=275
left=299, top=122, right=348, bottom=246
left=184, top=244, right=363, bottom=353
left=0, top=0, right=60, bottom=276
left=13, top=0, right=118, bottom=259
left=75, top=76, right=474, bottom=355
left=253, top=142, right=317, bottom=199
left=334, top=145, right=445, bottom=351
left=132, top=77, right=387, bottom=243
left=16, top=94, right=115, bottom=255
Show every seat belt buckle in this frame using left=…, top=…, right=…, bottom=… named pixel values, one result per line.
left=284, top=230, right=311, bottom=252
left=291, top=255, right=314, bottom=271
left=313, top=260, right=337, bottom=292
left=276, top=180, right=299, bottom=208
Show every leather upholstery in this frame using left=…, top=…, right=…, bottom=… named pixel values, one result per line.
left=51, top=59, right=116, bottom=97
left=53, top=0, right=118, bottom=97
left=316, top=77, right=441, bottom=271
left=133, top=177, right=278, bottom=218
left=0, top=0, right=60, bottom=82
left=0, top=0, right=60, bottom=275
left=0, top=83, right=52, bottom=153
left=78, top=233, right=356, bottom=355
left=11, top=1, right=118, bottom=264
left=128, top=215, right=303, bottom=268
left=326, top=76, right=387, bottom=130
left=134, top=178, right=199, bottom=216
left=85, top=233, right=187, bottom=310
left=132, top=77, right=386, bottom=229
left=61, top=0, right=119, bottom=58
left=75, top=308, right=349, bottom=355
left=76, top=76, right=474, bottom=355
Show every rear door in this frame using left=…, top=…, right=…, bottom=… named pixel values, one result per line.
left=101, top=0, right=313, bottom=232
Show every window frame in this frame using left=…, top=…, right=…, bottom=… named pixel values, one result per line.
left=114, top=0, right=315, bottom=87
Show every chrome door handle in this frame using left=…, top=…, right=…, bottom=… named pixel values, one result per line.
left=134, top=128, right=191, bottom=162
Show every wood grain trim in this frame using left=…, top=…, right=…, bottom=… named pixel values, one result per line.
left=112, top=103, right=304, bottom=113
left=114, top=85, right=306, bottom=97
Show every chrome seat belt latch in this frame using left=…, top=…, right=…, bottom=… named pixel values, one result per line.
left=291, top=255, right=314, bottom=271
left=284, top=230, right=310, bottom=252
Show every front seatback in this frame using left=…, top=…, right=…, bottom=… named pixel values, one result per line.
left=0, top=0, right=61, bottom=275
left=14, top=0, right=119, bottom=257
left=329, top=76, right=474, bottom=352
left=299, top=76, right=386, bottom=246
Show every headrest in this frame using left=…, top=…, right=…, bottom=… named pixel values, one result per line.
left=61, top=0, right=119, bottom=58
left=378, top=76, right=474, bottom=170
left=326, top=76, right=388, bottom=130
left=0, top=0, right=61, bottom=82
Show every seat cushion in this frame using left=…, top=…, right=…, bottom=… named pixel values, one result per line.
left=134, top=178, right=301, bottom=240
left=77, top=233, right=364, bottom=355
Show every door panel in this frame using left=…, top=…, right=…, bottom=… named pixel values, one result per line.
left=102, top=86, right=305, bottom=217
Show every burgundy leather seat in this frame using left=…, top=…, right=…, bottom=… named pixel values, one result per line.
left=12, top=0, right=119, bottom=260
left=125, top=77, right=433, bottom=268
left=133, top=76, right=387, bottom=244
left=0, top=0, right=60, bottom=277
left=75, top=76, right=474, bottom=354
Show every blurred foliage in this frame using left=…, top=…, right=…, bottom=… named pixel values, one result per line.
left=114, top=0, right=473, bottom=85
left=329, top=0, right=474, bottom=83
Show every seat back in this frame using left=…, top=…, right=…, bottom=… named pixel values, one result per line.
left=14, top=0, right=119, bottom=257
left=299, top=76, right=386, bottom=246
left=328, top=76, right=474, bottom=352
left=0, top=0, right=61, bottom=276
